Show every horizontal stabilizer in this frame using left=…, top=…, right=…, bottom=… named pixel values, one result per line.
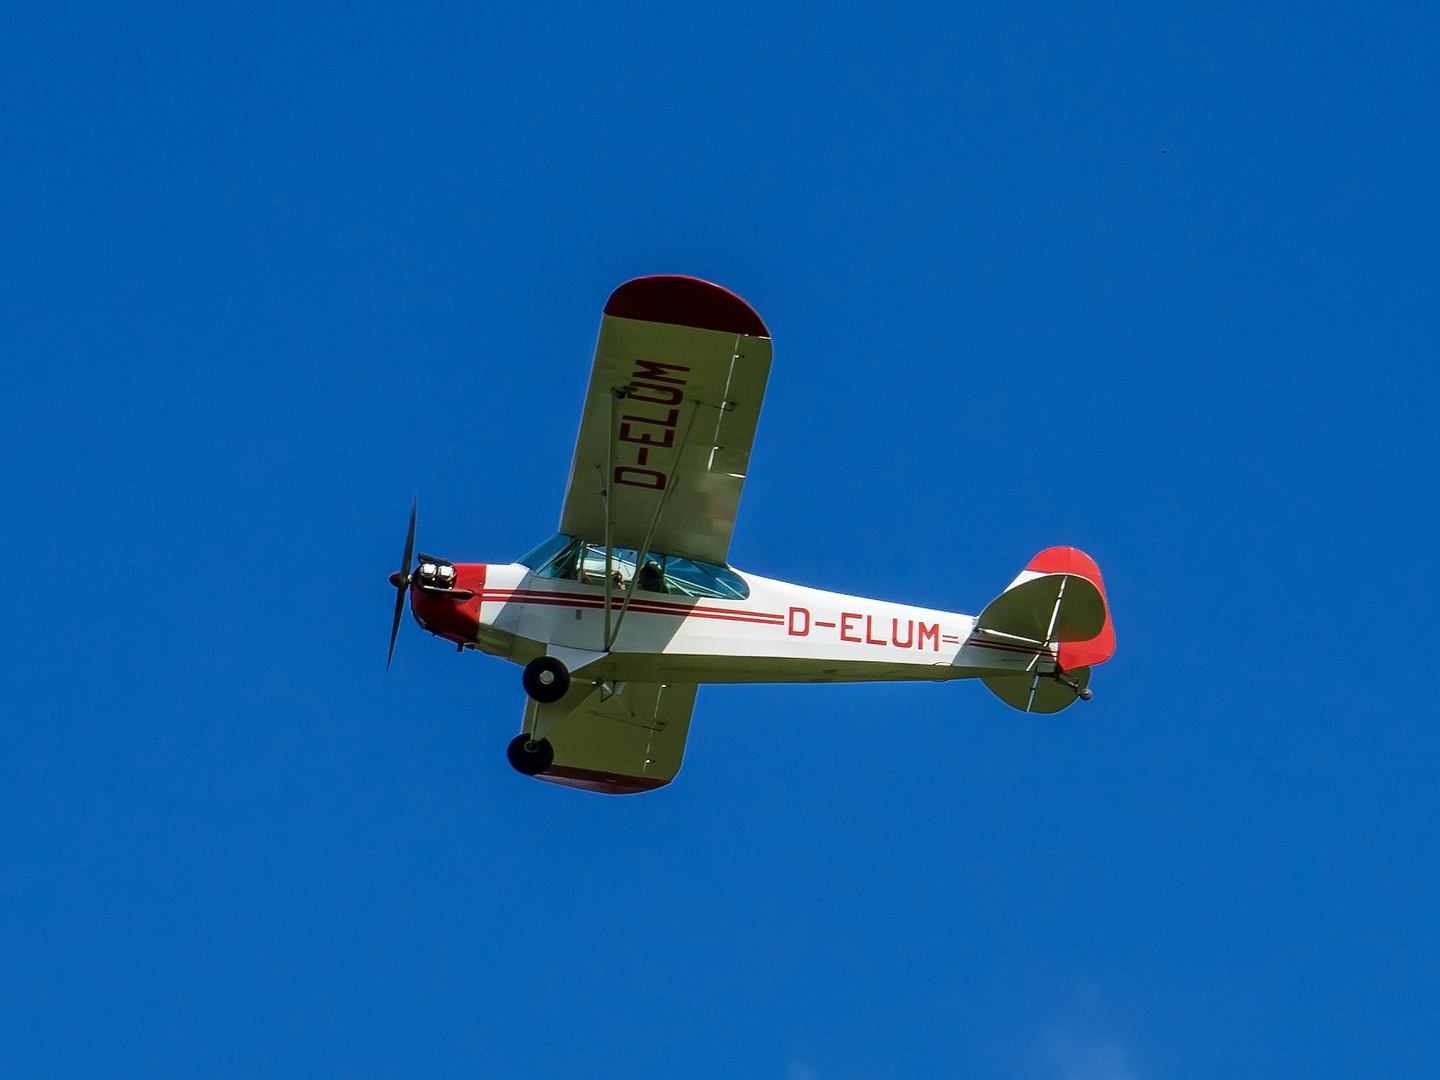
left=983, top=667, right=1091, bottom=714
left=977, top=546, right=1114, bottom=714
left=977, top=573, right=1105, bottom=645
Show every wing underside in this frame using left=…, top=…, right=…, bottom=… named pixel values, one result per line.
left=524, top=681, right=699, bottom=794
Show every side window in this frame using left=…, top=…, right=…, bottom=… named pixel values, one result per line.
left=518, top=534, right=574, bottom=571
left=579, top=544, right=632, bottom=585
left=521, top=537, right=749, bottom=600
left=533, top=538, right=583, bottom=579
left=548, top=543, right=635, bottom=587
left=660, top=556, right=750, bottom=600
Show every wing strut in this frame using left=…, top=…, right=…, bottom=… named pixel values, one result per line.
left=603, top=397, right=706, bottom=651
left=603, top=387, right=618, bottom=649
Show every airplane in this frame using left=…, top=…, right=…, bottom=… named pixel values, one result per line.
left=387, top=275, right=1115, bottom=795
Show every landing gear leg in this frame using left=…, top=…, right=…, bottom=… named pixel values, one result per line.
left=507, top=733, right=554, bottom=775
left=1052, top=669, right=1093, bottom=701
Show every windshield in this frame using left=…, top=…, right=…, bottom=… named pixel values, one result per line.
left=517, top=535, right=749, bottom=600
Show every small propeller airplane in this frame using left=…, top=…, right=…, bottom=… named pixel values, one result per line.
left=388, top=276, right=1115, bottom=794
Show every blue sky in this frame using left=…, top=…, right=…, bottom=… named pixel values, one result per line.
left=2, top=2, right=1438, bottom=1077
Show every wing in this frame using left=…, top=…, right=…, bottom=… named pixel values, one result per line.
left=558, top=276, right=773, bottom=567
left=524, top=681, right=699, bottom=794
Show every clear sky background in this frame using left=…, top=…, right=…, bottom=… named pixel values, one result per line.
left=2, top=2, right=1437, bottom=1077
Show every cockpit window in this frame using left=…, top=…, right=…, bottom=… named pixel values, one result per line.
left=516, top=533, right=573, bottom=571
left=517, top=534, right=749, bottom=600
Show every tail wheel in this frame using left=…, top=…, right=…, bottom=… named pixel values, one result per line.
left=507, top=733, right=554, bottom=776
left=522, top=656, right=570, bottom=703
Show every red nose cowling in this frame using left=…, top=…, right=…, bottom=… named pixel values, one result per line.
left=409, top=563, right=485, bottom=645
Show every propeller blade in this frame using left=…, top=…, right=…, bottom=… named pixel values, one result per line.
left=387, top=497, right=417, bottom=671
left=387, top=585, right=407, bottom=670
left=401, top=496, right=417, bottom=577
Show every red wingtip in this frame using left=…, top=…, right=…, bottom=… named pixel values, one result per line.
left=536, top=765, right=672, bottom=795
left=604, top=275, right=769, bottom=337
left=1027, top=547, right=1115, bottom=668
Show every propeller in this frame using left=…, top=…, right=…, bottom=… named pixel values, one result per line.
left=387, top=497, right=417, bottom=670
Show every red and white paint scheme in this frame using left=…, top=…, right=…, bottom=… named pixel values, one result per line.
left=387, top=276, right=1115, bottom=795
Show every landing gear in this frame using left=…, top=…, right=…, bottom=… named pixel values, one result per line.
left=507, top=733, right=554, bottom=775
left=1052, top=668, right=1093, bottom=701
left=522, top=655, right=570, bottom=703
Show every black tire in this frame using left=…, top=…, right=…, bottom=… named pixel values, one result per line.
left=507, top=733, right=554, bottom=775
left=522, top=655, right=570, bottom=703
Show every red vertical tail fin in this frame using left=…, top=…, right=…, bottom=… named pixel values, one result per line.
left=1023, top=547, right=1115, bottom=670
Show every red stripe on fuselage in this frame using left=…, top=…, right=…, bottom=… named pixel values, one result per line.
left=478, top=588, right=786, bottom=626
left=967, top=639, right=1047, bottom=657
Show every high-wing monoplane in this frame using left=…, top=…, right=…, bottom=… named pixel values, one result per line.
left=388, top=276, right=1115, bottom=793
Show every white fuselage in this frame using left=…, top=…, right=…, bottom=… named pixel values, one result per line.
left=471, top=563, right=1050, bottom=685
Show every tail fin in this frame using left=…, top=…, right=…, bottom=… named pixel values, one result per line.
left=976, top=547, right=1115, bottom=714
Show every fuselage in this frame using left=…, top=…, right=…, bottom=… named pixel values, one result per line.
left=409, top=559, right=1053, bottom=685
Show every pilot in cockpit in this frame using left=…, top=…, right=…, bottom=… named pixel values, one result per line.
left=636, top=556, right=667, bottom=594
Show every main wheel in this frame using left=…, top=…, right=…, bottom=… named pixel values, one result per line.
left=522, top=655, right=570, bottom=703
left=507, top=733, right=554, bottom=775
